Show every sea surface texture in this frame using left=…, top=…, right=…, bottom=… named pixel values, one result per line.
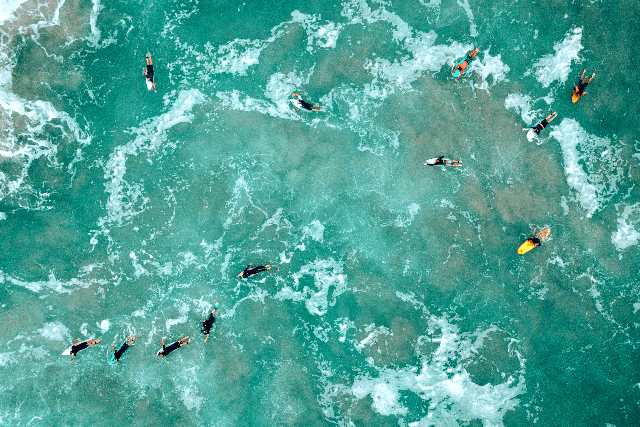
left=0, top=0, right=638, bottom=425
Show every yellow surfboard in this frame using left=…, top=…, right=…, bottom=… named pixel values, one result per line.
left=517, top=228, right=551, bottom=254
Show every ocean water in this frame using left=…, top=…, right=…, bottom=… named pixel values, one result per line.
left=0, top=0, right=639, bottom=425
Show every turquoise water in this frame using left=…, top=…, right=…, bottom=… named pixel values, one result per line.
left=0, top=0, right=639, bottom=425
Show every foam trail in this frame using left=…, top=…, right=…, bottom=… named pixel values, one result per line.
left=87, top=0, right=103, bottom=46
left=505, top=93, right=539, bottom=125
left=532, top=27, right=583, bottom=88
left=611, top=203, right=640, bottom=250
left=0, top=0, right=28, bottom=24
left=457, top=0, right=478, bottom=37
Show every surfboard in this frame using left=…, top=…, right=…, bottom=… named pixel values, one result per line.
left=62, top=347, right=72, bottom=356
left=425, top=157, right=440, bottom=165
left=517, top=228, right=551, bottom=254
left=109, top=355, right=117, bottom=365
left=571, top=91, right=581, bottom=103
left=146, top=80, right=153, bottom=90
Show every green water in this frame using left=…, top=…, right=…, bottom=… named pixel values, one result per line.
left=0, top=0, right=639, bottom=425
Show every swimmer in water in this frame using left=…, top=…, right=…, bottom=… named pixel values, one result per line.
left=111, top=335, right=136, bottom=363
left=156, top=337, right=190, bottom=357
left=452, top=48, right=479, bottom=81
left=574, top=69, right=595, bottom=98
left=424, top=156, right=462, bottom=167
left=523, top=112, right=558, bottom=135
left=202, top=303, right=219, bottom=342
left=143, top=53, right=157, bottom=93
left=69, top=338, right=100, bottom=362
left=237, top=263, right=276, bottom=278
left=291, top=94, right=321, bottom=112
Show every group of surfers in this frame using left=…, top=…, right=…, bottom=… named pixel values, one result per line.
left=67, top=264, right=277, bottom=362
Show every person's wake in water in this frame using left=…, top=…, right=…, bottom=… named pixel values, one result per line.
left=291, top=94, right=321, bottom=112
left=156, top=336, right=190, bottom=357
left=424, top=156, right=462, bottom=167
left=111, top=335, right=136, bottom=363
left=523, top=112, right=557, bottom=135
left=574, top=69, right=595, bottom=98
left=143, top=53, right=157, bottom=93
left=452, top=48, right=479, bottom=81
left=69, top=338, right=100, bottom=362
left=237, top=263, right=277, bottom=278
left=202, top=303, right=219, bottom=342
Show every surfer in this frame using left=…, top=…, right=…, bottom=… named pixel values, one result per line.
left=143, top=53, right=157, bottom=93
left=452, top=48, right=479, bottom=81
left=237, top=263, right=276, bottom=278
left=424, top=156, right=462, bottom=167
left=111, top=335, right=136, bottom=363
left=68, top=338, right=100, bottom=362
left=291, top=94, right=321, bottom=112
left=156, top=337, right=190, bottom=357
left=574, top=69, right=595, bottom=98
left=523, top=112, right=558, bottom=135
left=202, top=303, right=219, bottom=342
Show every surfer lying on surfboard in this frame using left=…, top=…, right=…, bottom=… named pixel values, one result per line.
left=143, top=53, right=157, bottom=93
left=111, top=335, right=136, bottom=363
left=523, top=112, right=557, bottom=136
left=424, top=156, right=462, bottom=167
left=573, top=69, right=595, bottom=100
left=452, top=48, right=479, bottom=81
left=291, top=94, right=321, bottom=112
left=156, top=336, right=190, bottom=357
left=202, top=303, right=219, bottom=342
left=237, top=263, right=278, bottom=278
left=67, top=338, right=100, bottom=362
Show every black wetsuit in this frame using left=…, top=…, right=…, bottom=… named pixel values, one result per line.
left=146, top=64, right=154, bottom=82
left=530, top=237, right=542, bottom=246
left=534, top=119, right=548, bottom=135
left=113, top=342, right=130, bottom=361
left=202, top=313, right=215, bottom=335
left=240, top=265, right=269, bottom=278
left=71, top=341, right=89, bottom=356
left=298, top=99, right=314, bottom=111
left=158, top=341, right=181, bottom=357
left=576, top=79, right=588, bottom=95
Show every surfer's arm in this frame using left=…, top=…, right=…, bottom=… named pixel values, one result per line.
left=73, top=338, right=79, bottom=346
left=112, top=343, right=117, bottom=350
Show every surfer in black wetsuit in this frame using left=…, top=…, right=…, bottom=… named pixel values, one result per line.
left=523, top=112, right=557, bottom=135
left=292, top=94, right=321, bottom=112
left=529, top=236, right=542, bottom=247
left=156, top=336, right=190, bottom=357
left=111, top=335, right=136, bottom=363
left=424, top=156, right=462, bottom=167
left=202, top=303, right=219, bottom=342
left=574, top=69, right=595, bottom=97
left=143, top=53, right=157, bottom=93
left=69, top=338, right=100, bottom=362
left=237, top=264, right=275, bottom=278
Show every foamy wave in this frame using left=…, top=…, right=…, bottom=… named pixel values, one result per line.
left=504, top=93, right=540, bottom=125
left=550, top=118, right=623, bottom=217
left=0, top=270, right=108, bottom=294
left=37, top=321, right=71, bottom=342
left=532, top=27, right=583, bottom=88
left=611, top=203, right=640, bottom=250
left=457, top=0, right=478, bottom=37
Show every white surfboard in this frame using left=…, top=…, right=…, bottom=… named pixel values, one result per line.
left=425, top=157, right=439, bottom=165
left=526, top=128, right=537, bottom=142
left=146, top=80, right=153, bottom=90
left=62, top=346, right=72, bottom=356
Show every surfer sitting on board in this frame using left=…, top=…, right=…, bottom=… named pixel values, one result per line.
left=574, top=69, right=595, bottom=98
left=156, top=337, right=190, bottom=357
left=291, top=94, right=321, bottom=112
left=202, top=303, right=219, bottom=342
left=452, top=48, right=479, bottom=81
left=69, top=338, right=100, bottom=362
left=143, top=53, right=157, bottom=93
left=424, top=156, right=462, bottom=167
left=237, top=263, right=277, bottom=278
left=111, top=335, right=136, bottom=363
left=523, top=112, right=557, bottom=135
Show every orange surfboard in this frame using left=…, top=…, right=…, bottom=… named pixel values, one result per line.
left=517, top=228, right=551, bottom=254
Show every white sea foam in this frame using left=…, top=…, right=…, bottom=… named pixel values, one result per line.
left=0, top=352, right=17, bottom=367
left=165, top=302, right=190, bottom=332
left=393, top=203, right=420, bottom=228
left=87, top=0, right=103, bottom=46
left=532, top=27, right=583, bottom=88
left=0, top=212, right=6, bottom=221
left=611, top=203, right=640, bottom=250
left=302, top=220, right=325, bottom=242
left=550, top=119, right=623, bottom=217
left=0, top=271, right=108, bottom=294
left=469, top=50, right=510, bottom=91
left=181, top=385, right=204, bottom=411
left=98, top=319, right=110, bottom=334
left=37, top=322, right=70, bottom=342
left=275, top=258, right=346, bottom=316
left=456, top=0, right=478, bottom=37
left=0, top=0, right=28, bottom=24
left=291, top=11, right=343, bottom=50
left=504, top=93, right=540, bottom=125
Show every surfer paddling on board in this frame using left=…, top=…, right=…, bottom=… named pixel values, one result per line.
left=452, top=48, right=479, bottom=81
left=202, top=303, right=219, bottom=342
left=111, top=335, right=136, bottom=363
left=68, top=338, right=100, bottom=362
left=424, top=156, right=462, bottom=167
left=143, top=53, right=157, bottom=93
left=523, top=112, right=557, bottom=136
left=291, top=94, right=321, bottom=112
left=237, top=263, right=278, bottom=278
left=156, top=337, right=190, bottom=357
left=573, top=69, right=595, bottom=99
